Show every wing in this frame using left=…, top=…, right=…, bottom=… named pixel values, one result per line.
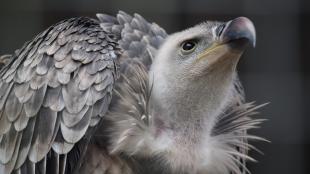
left=0, top=17, right=120, bottom=174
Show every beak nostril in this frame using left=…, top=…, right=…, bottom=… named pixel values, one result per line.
left=216, top=24, right=226, bottom=37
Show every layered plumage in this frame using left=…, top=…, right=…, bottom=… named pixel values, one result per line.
left=0, top=11, right=265, bottom=174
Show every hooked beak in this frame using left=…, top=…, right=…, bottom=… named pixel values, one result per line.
left=197, top=17, right=256, bottom=68
left=220, top=17, right=256, bottom=48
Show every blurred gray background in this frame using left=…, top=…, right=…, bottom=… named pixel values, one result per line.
left=0, top=0, right=309, bottom=173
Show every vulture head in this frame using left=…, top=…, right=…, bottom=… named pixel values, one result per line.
left=150, top=17, right=255, bottom=126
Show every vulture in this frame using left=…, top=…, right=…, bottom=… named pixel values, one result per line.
left=0, top=11, right=266, bottom=174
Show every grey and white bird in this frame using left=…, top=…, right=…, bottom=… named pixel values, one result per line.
left=0, top=11, right=266, bottom=174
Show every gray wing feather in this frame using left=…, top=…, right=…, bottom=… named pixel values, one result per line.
left=56, top=71, right=70, bottom=85
left=13, top=108, right=29, bottom=131
left=42, top=86, right=61, bottom=108
left=60, top=106, right=92, bottom=143
left=0, top=17, right=119, bottom=174
left=46, top=67, right=61, bottom=88
left=14, top=83, right=31, bottom=103
left=62, top=106, right=89, bottom=128
left=0, top=132, right=22, bottom=174
left=50, top=96, right=65, bottom=112
left=0, top=126, right=19, bottom=164
left=5, top=90, right=22, bottom=122
left=0, top=112, right=11, bottom=138
left=25, top=160, right=35, bottom=174
left=0, top=82, right=13, bottom=110
left=59, top=155, right=67, bottom=174
left=24, top=84, right=47, bottom=117
left=36, top=55, right=52, bottom=75
left=28, top=107, right=58, bottom=162
left=52, top=132, right=74, bottom=154
left=14, top=117, right=36, bottom=170
left=37, top=157, right=46, bottom=174
left=62, top=82, right=89, bottom=114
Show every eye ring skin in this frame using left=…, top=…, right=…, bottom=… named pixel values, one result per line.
left=180, top=40, right=198, bottom=55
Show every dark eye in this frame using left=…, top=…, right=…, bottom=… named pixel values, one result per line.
left=181, top=40, right=197, bottom=54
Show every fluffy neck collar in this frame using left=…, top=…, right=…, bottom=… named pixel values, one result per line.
left=106, top=63, right=266, bottom=174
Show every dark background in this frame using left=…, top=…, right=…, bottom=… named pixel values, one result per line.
left=0, top=0, right=309, bottom=173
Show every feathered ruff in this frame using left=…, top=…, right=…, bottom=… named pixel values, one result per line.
left=105, top=63, right=267, bottom=174
left=106, top=62, right=153, bottom=156
left=210, top=102, right=268, bottom=174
